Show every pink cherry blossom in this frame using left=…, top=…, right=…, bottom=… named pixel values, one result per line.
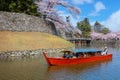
left=90, top=31, right=119, bottom=40
left=35, top=0, right=80, bottom=33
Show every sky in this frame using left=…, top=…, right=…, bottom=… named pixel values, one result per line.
left=58, top=0, right=120, bottom=32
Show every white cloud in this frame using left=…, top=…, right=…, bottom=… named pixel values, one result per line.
left=95, top=1, right=106, bottom=12
left=90, top=1, right=106, bottom=16
left=72, top=0, right=93, bottom=5
left=102, top=9, right=120, bottom=32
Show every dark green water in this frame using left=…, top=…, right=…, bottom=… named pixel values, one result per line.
left=0, top=46, right=120, bottom=80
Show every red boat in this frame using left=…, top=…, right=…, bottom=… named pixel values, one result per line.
left=43, top=48, right=112, bottom=66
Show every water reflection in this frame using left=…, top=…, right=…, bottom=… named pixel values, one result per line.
left=46, top=59, right=112, bottom=80
left=0, top=54, right=48, bottom=80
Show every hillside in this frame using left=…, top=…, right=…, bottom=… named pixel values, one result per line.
left=0, top=31, right=73, bottom=51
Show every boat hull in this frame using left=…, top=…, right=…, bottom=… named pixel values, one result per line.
left=43, top=52, right=112, bottom=66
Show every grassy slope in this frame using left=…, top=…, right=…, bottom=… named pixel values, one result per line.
left=0, top=31, right=74, bottom=51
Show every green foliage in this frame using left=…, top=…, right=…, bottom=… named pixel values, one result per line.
left=77, top=18, right=91, bottom=38
left=101, top=27, right=110, bottom=34
left=94, top=21, right=110, bottom=34
left=0, top=0, right=40, bottom=16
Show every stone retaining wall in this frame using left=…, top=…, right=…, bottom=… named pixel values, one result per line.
left=0, top=47, right=74, bottom=57
left=0, top=11, right=54, bottom=33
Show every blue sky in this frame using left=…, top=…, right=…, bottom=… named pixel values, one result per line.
left=58, top=0, right=120, bottom=32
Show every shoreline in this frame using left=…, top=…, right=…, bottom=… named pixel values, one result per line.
left=91, top=40, right=120, bottom=47
left=0, top=47, right=74, bottom=57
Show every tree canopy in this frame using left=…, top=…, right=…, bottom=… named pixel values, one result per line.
left=94, top=21, right=102, bottom=33
left=94, top=21, right=110, bottom=34
left=0, top=0, right=39, bottom=16
left=90, top=31, right=120, bottom=40
left=77, top=18, right=91, bottom=38
left=101, top=27, right=110, bottom=34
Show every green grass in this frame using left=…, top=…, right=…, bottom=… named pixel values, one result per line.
left=0, top=31, right=74, bottom=51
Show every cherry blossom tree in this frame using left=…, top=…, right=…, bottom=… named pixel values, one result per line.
left=35, top=0, right=80, bottom=33
left=90, top=31, right=119, bottom=40
left=115, top=31, right=120, bottom=39
left=90, top=31, right=103, bottom=40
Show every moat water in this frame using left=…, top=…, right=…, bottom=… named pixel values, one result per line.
left=0, top=45, right=120, bottom=80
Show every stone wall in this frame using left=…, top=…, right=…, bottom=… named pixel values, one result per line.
left=0, top=11, right=55, bottom=34
left=0, top=47, right=73, bottom=57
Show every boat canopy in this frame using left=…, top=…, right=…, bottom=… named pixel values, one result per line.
left=73, top=48, right=102, bottom=53
left=61, top=50, right=73, bottom=53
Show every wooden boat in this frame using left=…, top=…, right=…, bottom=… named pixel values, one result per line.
left=43, top=48, right=112, bottom=66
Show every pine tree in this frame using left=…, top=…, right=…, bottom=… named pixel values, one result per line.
left=0, top=0, right=39, bottom=16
